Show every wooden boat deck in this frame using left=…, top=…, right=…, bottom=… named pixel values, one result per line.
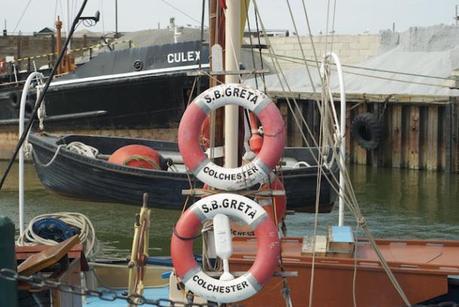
left=232, top=237, right=459, bottom=274
left=230, top=237, right=459, bottom=306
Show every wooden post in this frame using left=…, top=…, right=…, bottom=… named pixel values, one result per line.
left=454, top=100, right=459, bottom=173
left=407, top=106, right=420, bottom=170
left=370, top=103, right=385, bottom=168
left=444, top=99, right=454, bottom=173
left=305, top=100, right=315, bottom=146
left=345, top=103, right=352, bottom=163
left=354, top=103, right=367, bottom=165
left=291, top=102, right=304, bottom=147
left=426, top=105, right=439, bottom=170
left=16, top=36, right=21, bottom=71
left=391, top=105, right=403, bottom=168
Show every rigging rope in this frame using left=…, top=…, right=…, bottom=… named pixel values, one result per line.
left=12, top=0, right=32, bottom=33
left=252, top=1, right=411, bottom=305
left=270, top=53, right=456, bottom=89
left=285, top=0, right=316, bottom=93
left=159, top=0, right=202, bottom=25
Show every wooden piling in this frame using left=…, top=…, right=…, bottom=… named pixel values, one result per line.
left=444, top=100, right=453, bottom=173
left=454, top=100, right=459, bottom=173
left=345, top=104, right=352, bottom=163
left=407, top=106, right=420, bottom=169
left=426, top=105, right=439, bottom=170
left=353, top=103, right=367, bottom=165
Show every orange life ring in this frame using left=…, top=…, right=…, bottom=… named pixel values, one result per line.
left=171, top=193, right=280, bottom=303
left=178, top=84, right=285, bottom=190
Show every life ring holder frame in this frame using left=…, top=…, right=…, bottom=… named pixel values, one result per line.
left=178, top=83, right=285, bottom=191
left=171, top=193, right=280, bottom=303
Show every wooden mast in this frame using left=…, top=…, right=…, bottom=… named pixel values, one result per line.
left=55, top=16, right=75, bottom=75
left=224, top=0, right=241, bottom=168
left=208, top=0, right=225, bottom=163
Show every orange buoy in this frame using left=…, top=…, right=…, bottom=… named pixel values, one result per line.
left=249, top=134, right=263, bottom=154
left=109, top=144, right=161, bottom=169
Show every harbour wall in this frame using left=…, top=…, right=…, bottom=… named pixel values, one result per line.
left=276, top=97, right=459, bottom=173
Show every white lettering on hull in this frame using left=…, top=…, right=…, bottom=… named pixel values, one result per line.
left=167, top=51, right=201, bottom=64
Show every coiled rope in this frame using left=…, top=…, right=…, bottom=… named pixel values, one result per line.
left=16, top=212, right=99, bottom=259
left=31, top=141, right=99, bottom=167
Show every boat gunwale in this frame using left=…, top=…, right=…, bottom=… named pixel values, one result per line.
left=29, top=132, right=338, bottom=180
left=28, top=133, right=191, bottom=181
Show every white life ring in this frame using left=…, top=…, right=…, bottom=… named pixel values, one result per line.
left=171, top=193, right=280, bottom=303
left=178, top=84, right=285, bottom=190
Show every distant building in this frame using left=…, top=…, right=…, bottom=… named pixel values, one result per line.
left=34, top=27, right=55, bottom=36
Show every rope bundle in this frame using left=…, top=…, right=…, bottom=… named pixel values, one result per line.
left=17, top=212, right=99, bottom=259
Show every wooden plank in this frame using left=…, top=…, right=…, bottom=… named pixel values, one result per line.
left=354, top=104, right=367, bottom=165
left=345, top=103, right=352, bottom=163
left=444, top=99, right=454, bottom=173
left=17, top=236, right=80, bottom=276
left=382, top=104, right=393, bottom=167
left=426, top=105, right=439, bottom=170
left=419, top=106, right=428, bottom=169
left=369, top=103, right=379, bottom=167
left=291, top=100, right=304, bottom=147
left=391, top=105, right=403, bottom=168
left=455, top=101, right=459, bottom=173
left=407, top=106, right=420, bottom=170
left=278, top=99, right=290, bottom=145
left=305, top=100, right=315, bottom=147
left=439, top=105, right=446, bottom=171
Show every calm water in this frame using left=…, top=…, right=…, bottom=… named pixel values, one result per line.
left=1, top=161, right=458, bottom=258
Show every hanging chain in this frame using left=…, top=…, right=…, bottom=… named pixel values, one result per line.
left=0, top=268, right=216, bottom=307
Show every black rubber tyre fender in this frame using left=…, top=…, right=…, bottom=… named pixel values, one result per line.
left=9, top=91, right=19, bottom=108
left=351, top=112, right=383, bottom=150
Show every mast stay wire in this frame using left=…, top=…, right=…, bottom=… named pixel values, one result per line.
left=159, top=0, right=203, bottom=26
left=255, top=0, right=364, bottom=220
left=285, top=0, right=316, bottom=93
left=253, top=5, right=267, bottom=92
left=269, top=52, right=455, bottom=89
left=329, top=0, right=338, bottom=54
left=244, top=0, right=259, bottom=90
left=324, top=0, right=331, bottom=55
left=252, top=0, right=411, bottom=305
left=12, top=0, right=32, bottom=33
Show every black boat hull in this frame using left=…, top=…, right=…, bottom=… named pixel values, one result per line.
left=29, top=133, right=337, bottom=212
left=0, top=41, right=209, bottom=131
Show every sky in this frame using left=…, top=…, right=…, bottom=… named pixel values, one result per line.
left=1, top=0, right=459, bottom=36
